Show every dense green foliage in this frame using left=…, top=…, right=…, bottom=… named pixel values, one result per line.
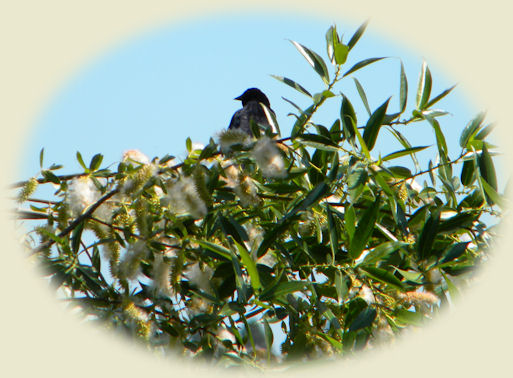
left=15, top=22, right=503, bottom=368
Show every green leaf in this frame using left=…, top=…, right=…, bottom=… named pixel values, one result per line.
left=399, top=61, right=408, bottom=113
left=263, top=318, right=274, bottom=360
left=460, top=159, right=476, bottom=186
left=438, top=212, right=477, bottom=233
left=197, top=240, right=231, bottom=260
left=89, top=153, right=103, bottom=171
left=340, top=94, right=357, bottom=141
left=39, top=148, right=44, bottom=169
left=387, top=128, right=420, bottom=171
left=360, top=266, right=404, bottom=290
left=348, top=307, right=377, bottom=332
left=232, top=239, right=262, bottom=291
left=478, top=144, right=498, bottom=192
left=291, top=104, right=315, bottom=138
left=353, top=78, right=371, bottom=116
left=345, top=205, right=356, bottom=242
left=41, top=170, right=61, bottom=185
left=347, top=20, right=369, bottom=51
left=326, top=204, right=339, bottom=262
left=260, top=280, right=306, bottom=301
left=392, top=267, right=423, bottom=283
left=416, top=61, right=432, bottom=110
left=349, top=197, right=380, bottom=259
left=361, top=241, right=409, bottom=265
left=290, top=40, right=330, bottom=84
left=76, top=151, right=87, bottom=171
left=325, top=25, right=339, bottom=63
left=287, top=182, right=331, bottom=219
left=334, top=270, right=349, bottom=302
left=334, top=42, right=349, bottom=65
left=425, top=84, right=456, bottom=109
left=382, top=145, right=430, bottom=162
left=416, top=210, right=440, bottom=260
left=271, top=75, right=312, bottom=97
left=460, top=112, right=486, bottom=148
left=297, top=133, right=340, bottom=152
left=387, top=166, right=412, bottom=178
left=423, top=113, right=447, bottom=157
left=440, top=242, right=469, bottom=264
left=362, top=97, right=391, bottom=151
left=71, top=221, right=85, bottom=254
left=480, top=177, right=503, bottom=207
left=343, top=57, right=386, bottom=77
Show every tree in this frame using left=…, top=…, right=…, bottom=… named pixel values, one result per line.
left=14, top=22, right=503, bottom=367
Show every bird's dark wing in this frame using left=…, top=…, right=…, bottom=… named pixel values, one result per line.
left=228, top=101, right=271, bottom=135
left=228, top=109, right=243, bottom=131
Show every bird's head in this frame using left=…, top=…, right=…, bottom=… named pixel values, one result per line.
left=234, top=88, right=271, bottom=107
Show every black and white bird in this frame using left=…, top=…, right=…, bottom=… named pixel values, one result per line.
left=228, top=88, right=277, bottom=135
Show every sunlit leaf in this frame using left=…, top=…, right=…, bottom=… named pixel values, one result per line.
left=343, top=57, right=386, bottom=77
left=416, top=61, right=432, bottom=110
left=382, top=145, right=430, bottom=162
left=399, top=61, right=408, bottom=113
left=425, top=84, right=456, bottom=109
left=360, top=266, right=404, bottom=290
left=271, top=75, right=312, bottom=97
left=347, top=20, right=369, bottom=51
left=290, top=40, right=330, bottom=84
left=460, top=112, right=486, bottom=148
left=353, top=78, right=371, bottom=116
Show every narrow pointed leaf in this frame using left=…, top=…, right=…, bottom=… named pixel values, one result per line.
left=76, top=151, right=87, bottom=171
left=441, top=242, right=469, bottom=264
left=348, top=307, right=377, bottom=332
left=382, top=145, right=430, bottom=162
left=290, top=40, right=330, bottom=84
left=416, top=61, right=432, bottom=109
left=354, top=78, right=371, bottom=116
left=341, top=94, right=357, bottom=141
left=426, top=84, right=456, bottom=109
left=399, top=61, right=408, bottom=113
left=89, top=153, right=103, bottom=171
left=349, top=197, right=380, bottom=259
left=343, top=57, right=386, bottom=77
left=259, top=281, right=306, bottom=301
left=417, top=211, right=440, bottom=260
left=271, top=75, right=312, bottom=97
left=460, top=112, right=486, bottom=148
left=360, top=266, right=404, bottom=290
left=478, top=144, right=498, bottom=192
left=233, top=240, right=262, bottom=291
left=347, top=20, right=369, bottom=51
left=363, top=97, right=391, bottom=151
left=39, top=148, right=45, bottom=169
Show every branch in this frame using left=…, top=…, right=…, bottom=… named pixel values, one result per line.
left=32, top=188, right=120, bottom=254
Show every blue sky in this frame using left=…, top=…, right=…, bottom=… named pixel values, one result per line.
left=20, top=12, right=478, bottom=181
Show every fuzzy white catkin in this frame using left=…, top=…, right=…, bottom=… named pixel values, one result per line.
left=65, top=177, right=101, bottom=217
left=251, top=136, right=287, bottom=178
left=166, top=176, right=207, bottom=219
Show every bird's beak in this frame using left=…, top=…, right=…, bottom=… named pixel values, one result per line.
left=234, top=95, right=243, bottom=101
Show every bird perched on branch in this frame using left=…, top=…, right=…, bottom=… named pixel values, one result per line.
left=228, top=88, right=277, bottom=136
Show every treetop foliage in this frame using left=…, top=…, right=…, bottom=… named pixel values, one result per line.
left=14, top=21, right=504, bottom=368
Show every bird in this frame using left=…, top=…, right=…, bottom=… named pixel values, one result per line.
left=228, top=88, right=277, bottom=136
